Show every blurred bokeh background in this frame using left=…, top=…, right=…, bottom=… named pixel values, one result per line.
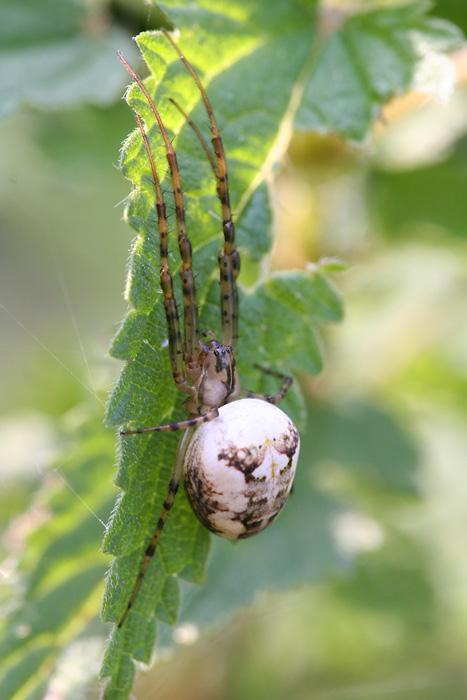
left=1, top=1, right=467, bottom=698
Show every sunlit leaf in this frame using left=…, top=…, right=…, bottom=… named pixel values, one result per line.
left=99, top=1, right=459, bottom=696
left=0, top=0, right=138, bottom=118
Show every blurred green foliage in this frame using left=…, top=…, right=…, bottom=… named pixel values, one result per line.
left=0, top=0, right=466, bottom=699
left=372, top=134, right=467, bottom=240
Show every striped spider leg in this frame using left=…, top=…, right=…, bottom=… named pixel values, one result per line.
left=116, top=31, right=300, bottom=629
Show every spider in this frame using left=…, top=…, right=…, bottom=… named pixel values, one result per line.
left=117, top=29, right=300, bottom=629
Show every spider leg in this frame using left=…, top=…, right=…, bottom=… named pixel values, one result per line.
left=168, top=97, right=218, bottom=177
left=162, top=29, right=240, bottom=351
left=120, top=407, right=219, bottom=435
left=119, top=53, right=200, bottom=367
left=117, top=426, right=193, bottom=628
left=240, top=365, right=293, bottom=405
left=133, top=112, right=191, bottom=394
left=117, top=404, right=220, bottom=627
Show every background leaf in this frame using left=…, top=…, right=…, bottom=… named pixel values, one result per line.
left=295, top=1, right=463, bottom=140
left=0, top=410, right=114, bottom=700
left=0, top=0, right=464, bottom=699
left=99, top=0, right=456, bottom=695
left=0, top=0, right=140, bottom=119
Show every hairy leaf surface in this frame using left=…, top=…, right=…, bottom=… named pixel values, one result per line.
left=98, top=1, right=459, bottom=696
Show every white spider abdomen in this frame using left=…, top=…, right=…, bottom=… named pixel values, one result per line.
left=183, top=398, right=300, bottom=539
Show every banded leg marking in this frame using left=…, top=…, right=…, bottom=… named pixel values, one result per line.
left=118, top=403, right=220, bottom=627
left=162, top=29, right=240, bottom=351
left=120, top=407, right=219, bottom=435
left=118, top=52, right=200, bottom=364
left=117, top=427, right=193, bottom=628
left=242, top=365, right=293, bottom=405
left=168, top=97, right=218, bottom=177
left=133, top=112, right=188, bottom=391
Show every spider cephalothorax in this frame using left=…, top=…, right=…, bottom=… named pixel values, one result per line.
left=117, top=29, right=300, bottom=629
left=183, top=340, right=240, bottom=413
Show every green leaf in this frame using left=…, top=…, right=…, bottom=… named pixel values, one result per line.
left=0, top=0, right=138, bottom=119
left=372, top=135, right=467, bottom=241
left=0, top=410, right=115, bottom=699
left=295, top=1, right=463, bottom=141
left=317, top=257, right=350, bottom=274
left=412, top=15, right=465, bottom=51
left=100, top=1, right=460, bottom=697
left=0, top=1, right=461, bottom=697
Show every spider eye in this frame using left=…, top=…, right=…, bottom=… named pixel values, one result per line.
left=214, top=350, right=219, bottom=356
left=227, top=345, right=232, bottom=352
